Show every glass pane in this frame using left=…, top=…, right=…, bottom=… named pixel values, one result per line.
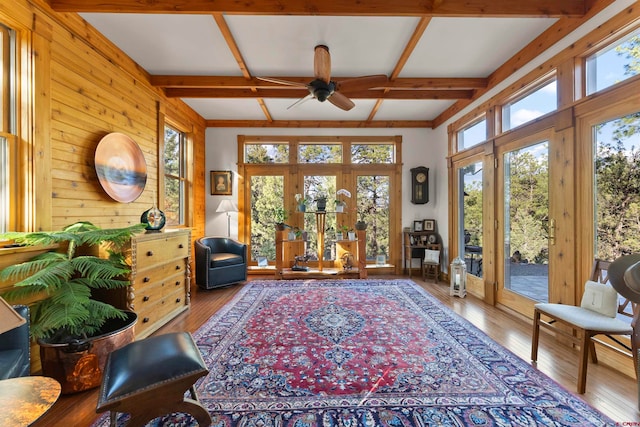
left=461, top=162, right=483, bottom=277
left=0, top=135, right=7, bottom=233
left=163, top=177, right=180, bottom=226
left=164, top=126, right=180, bottom=176
left=245, top=143, right=289, bottom=163
left=250, top=175, right=285, bottom=262
left=503, top=80, right=557, bottom=131
left=458, top=120, right=486, bottom=151
left=303, top=175, right=337, bottom=260
left=503, top=141, right=549, bottom=302
left=351, top=144, right=394, bottom=163
left=594, top=112, right=640, bottom=260
left=357, top=175, right=390, bottom=260
left=586, top=33, right=640, bottom=95
left=299, top=144, right=342, bottom=163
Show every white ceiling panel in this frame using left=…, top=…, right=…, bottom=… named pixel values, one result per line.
left=374, top=100, right=456, bottom=121
left=80, top=14, right=241, bottom=75
left=265, top=98, right=378, bottom=121
left=401, top=17, right=557, bottom=78
left=225, top=16, right=420, bottom=77
left=182, top=99, right=266, bottom=120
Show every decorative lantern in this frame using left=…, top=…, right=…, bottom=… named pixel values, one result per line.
left=450, top=257, right=467, bottom=298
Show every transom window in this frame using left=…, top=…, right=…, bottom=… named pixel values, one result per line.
left=502, top=78, right=557, bottom=132
left=457, top=118, right=487, bottom=151
left=586, top=31, right=640, bottom=96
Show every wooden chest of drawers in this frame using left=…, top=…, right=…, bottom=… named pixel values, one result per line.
left=104, top=229, right=191, bottom=339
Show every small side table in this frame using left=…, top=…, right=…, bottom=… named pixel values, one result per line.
left=0, top=376, right=61, bottom=426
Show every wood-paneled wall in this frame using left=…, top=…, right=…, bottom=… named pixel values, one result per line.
left=0, top=0, right=205, bottom=241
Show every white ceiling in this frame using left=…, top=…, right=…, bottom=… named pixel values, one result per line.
left=79, top=13, right=559, bottom=124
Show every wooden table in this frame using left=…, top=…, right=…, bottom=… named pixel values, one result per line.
left=0, top=376, right=61, bottom=426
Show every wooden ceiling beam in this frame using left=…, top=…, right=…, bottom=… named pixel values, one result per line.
left=47, top=0, right=587, bottom=17
left=206, top=120, right=433, bottom=128
left=151, top=76, right=487, bottom=90
left=165, top=88, right=474, bottom=99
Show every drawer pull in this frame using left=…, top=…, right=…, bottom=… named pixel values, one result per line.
left=178, top=244, right=184, bottom=248
left=143, top=277, right=150, bottom=282
left=176, top=265, right=181, bottom=270
left=143, top=296, right=150, bottom=302
left=146, top=251, right=154, bottom=256
left=176, top=298, right=181, bottom=303
left=175, top=281, right=181, bottom=286
left=143, top=317, right=149, bottom=323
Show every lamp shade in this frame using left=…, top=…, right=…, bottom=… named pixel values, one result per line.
left=624, top=260, right=640, bottom=297
left=0, top=297, right=26, bottom=335
left=216, top=199, right=238, bottom=213
left=608, top=253, right=640, bottom=302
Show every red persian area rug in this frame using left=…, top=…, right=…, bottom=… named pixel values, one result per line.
left=92, top=279, right=615, bottom=426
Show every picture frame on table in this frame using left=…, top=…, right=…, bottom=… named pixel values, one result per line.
left=211, top=171, right=232, bottom=195
left=413, top=220, right=423, bottom=232
left=423, top=219, right=436, bottom=232
left=256, top=256, right=268, bottom=267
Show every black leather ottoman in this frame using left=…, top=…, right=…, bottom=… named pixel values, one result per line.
left=96, top=332, right=211, bottom=427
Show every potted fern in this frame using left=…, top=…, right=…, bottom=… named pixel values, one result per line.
left=0, top=221, right=146, bottom=394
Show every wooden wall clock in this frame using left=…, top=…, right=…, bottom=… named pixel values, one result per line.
left=410, top=166, right=429, bottom=204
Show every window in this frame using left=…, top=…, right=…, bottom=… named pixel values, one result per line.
left=457, top=119, right=486, bottom=151
left=502, top=79, right=557, bottom=132
left=460, top=161, right=483, bottom=277
left=586, top=31, right=640, bottom=96
left=163, top=124, right=187, bottom=226
left=244, top=142, right=289, bottom=163
left=240, top=136, right=400, bottom=268
left=0, top=23, right=16, bottom=233
left=593, top=112, right=640, bottom=261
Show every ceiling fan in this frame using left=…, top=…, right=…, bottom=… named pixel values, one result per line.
left=257, top=45, right=388, bottom=111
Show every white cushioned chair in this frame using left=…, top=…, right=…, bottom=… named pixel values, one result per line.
left=531, top=259, right=633, bottom=393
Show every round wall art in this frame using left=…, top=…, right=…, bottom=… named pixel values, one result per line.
left=94, top=133, right=147, bottom=203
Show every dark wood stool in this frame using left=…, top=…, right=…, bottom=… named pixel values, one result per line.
left=96, top=332, right=211, bottom=427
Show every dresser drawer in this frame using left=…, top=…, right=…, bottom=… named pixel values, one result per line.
left=133, top=270, right=186, bottom=308
left=134, top=233, right=190, bottom=268
left=132, top=259, right=187, bottom=288
left=135, top=288, right=188, bottom=336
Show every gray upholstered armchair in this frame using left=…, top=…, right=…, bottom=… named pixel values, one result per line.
left=195, top=237, right=247, bottom=290
left=0, top=304, right=30, bottom=379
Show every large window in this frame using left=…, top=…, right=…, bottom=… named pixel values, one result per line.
left=240, top=136, right=400, bottom=267
left=457, top=119, right=486, bottom=151
left=0, top=23, right=16, bottom=234
left=163, top=124, right=187, bottom=226
left=593, top=112, right=640, bottom=261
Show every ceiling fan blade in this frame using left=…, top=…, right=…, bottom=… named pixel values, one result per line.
left=257, top=76, right=308, bottom=88
left=314, top=45, right=331, bottom=83
left=336, top=74, right=389, bottom=91
left=328, top=91, right=355, bottom=111
left=287, top=94, right=314, bottom=110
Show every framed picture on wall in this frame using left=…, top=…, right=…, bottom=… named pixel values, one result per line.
left=423, top=219, right=436, bottom=232
left=211, top=171, right=232, bottom=195
left=413, top=220, right=423, bottom=232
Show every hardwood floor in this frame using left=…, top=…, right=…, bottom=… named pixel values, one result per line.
left=33, top=275, right=639, bottom=426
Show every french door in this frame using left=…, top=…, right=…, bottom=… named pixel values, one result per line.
left=496, top=128, right=572, bottom=316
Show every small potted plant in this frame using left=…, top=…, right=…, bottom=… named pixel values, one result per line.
left=0, top=221, right=146, bottom=394
left=295, top=193, right=308, bottom=212
left=335, top=188, right=351, bottom=213
left=274, top=207, right=288, bottom=230
left=337, top=224, right=349, bottom=241
left=315, top=192, right=328, bottom=211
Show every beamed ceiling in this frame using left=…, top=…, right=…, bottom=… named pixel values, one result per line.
left=48, top=0, right=619, bottom=128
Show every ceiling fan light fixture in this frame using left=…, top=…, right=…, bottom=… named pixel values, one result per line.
left=315, top=88, right=331, bottom=102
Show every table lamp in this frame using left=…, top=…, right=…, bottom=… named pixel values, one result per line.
left=0, top=296, right=26, bottom=335
left=216, top=199, right=238, bottom=237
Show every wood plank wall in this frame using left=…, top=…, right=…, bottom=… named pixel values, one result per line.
left=0, top=0, right=206, bottom=254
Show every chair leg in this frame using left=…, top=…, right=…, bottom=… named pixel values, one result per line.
left=577, top=331, right=590, bottom=394
left=531, top=309, right=541, bottom=363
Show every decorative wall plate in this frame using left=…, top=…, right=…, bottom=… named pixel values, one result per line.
left=95, top=133, right=147, bottom=203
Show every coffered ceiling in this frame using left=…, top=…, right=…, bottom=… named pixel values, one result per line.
left=46, top=0, right=616, bottom=128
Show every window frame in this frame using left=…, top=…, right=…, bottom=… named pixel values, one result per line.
left=160, top=117, right=193, bottom=228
